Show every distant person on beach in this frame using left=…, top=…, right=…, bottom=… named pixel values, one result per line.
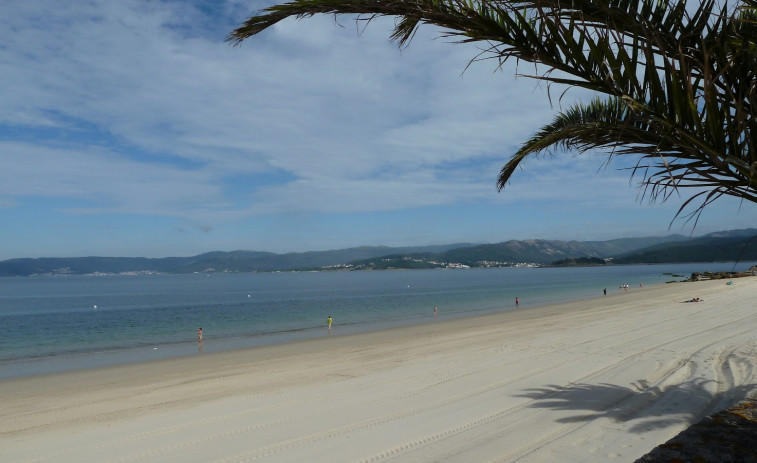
left=515, top=297, right=519, bottom=307
left=197, top=327, right=203, bottom=343
left=327, top=316, right=333, bottom=332
left=603, top=288, right=607, bottom=296
left=434, top=305, right=438, bottom=317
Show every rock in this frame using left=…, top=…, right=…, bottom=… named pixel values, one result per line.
left=636, top=398, right=757, bottom=462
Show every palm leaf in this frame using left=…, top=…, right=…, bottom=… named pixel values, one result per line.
left=229, top=0, right=757, bottom=217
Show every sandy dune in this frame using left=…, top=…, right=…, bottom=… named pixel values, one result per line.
left=2, top=277, right=757, bottom=462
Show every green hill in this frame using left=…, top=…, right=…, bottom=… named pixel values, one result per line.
left=2, top=229, right=755, bottom=277
left=0, top=244, right=472, bottom=276
left=613, top=232, right=757, bottom=264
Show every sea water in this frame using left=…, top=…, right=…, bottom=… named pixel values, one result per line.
left=1, top=262, right=753, bottom=379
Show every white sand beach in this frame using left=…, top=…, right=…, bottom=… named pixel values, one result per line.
left=2, top=277, right=757, bottom=462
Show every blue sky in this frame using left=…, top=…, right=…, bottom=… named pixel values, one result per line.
left=2, top=0, right=755, bottom=260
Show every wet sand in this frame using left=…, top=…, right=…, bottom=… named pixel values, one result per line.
left=2, top=277, right=756, bottom=462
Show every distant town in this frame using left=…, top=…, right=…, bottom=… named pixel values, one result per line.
left=2, top=229, right=756, bottom=277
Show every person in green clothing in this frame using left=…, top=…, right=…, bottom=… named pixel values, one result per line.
left=327, top=315, right=333, bottom=333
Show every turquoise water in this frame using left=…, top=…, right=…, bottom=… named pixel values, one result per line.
left=1, top=263, right=752, bottom=379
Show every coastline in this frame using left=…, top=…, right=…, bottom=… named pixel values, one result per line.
left=4, top=262, right=755, bottom=381
left=2, top=278, right=757, bottom=462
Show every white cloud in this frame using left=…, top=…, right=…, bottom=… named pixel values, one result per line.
left=2, top=0, right=754, bottom=258
left=1, top=142, right=222, bottom=215
left=1, top=1, right=566, bottom=214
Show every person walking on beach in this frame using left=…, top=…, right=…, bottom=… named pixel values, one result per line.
left=434, top=305, right=438, bottom=317
left=603, top=288, right=607, bottom=296
left=515, top=297, right=519, bottom=307
left=197, top=327, right=203, bottom=343
left=327, top=315, right=333, bottom=333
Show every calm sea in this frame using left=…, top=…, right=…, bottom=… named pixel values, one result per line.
left=1, top=263, right=753, bottom=379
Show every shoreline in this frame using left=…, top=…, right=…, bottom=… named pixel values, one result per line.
left=4, top=262, right=755, bottom=381
left=0, top=278, right=664, bottom=381
left=0, top=275, right=657, bottom=381
left=2, top=277, right=757, bottom=462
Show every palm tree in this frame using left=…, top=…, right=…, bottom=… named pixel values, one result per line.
left=228, top=0, right=757, bottom=222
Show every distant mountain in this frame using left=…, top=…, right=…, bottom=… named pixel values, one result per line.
left=0, top=256, right=189, bottom=277
left=166, top=245, right=475, bottom=273
left=347, top=230, right=757, bottom=268
left=562, top=235, right=689, bottom=256
left=400, top=235, right=689, bottom=266
left=0, top=244, right=474, bottom=277
left=551, top=257, right=607, bottom=266
left=2, top=230, right=755, bottom=277
left=613, top=230, right=757, bottom=264
left=700, top=229, right=757, bottom=239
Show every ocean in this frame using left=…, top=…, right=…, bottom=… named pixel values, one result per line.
left=1, top=262, right=753, bottom=379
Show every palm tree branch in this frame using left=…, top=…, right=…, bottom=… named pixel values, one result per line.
left=497, top=97, right=757, bottom=215
left=229, top=0, right=757, bottom=215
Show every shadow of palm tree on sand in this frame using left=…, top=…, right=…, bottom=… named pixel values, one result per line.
left=516, top=379, right=755, bottom=434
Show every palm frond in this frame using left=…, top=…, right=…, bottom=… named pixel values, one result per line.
left=230, top=0, right=757, bottom=217
left=498, top=96, right=757, bottom=215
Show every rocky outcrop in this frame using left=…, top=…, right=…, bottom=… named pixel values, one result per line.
left=636, top=398, right=757, bottom=462
left=685, top=269, right=756, bottom=281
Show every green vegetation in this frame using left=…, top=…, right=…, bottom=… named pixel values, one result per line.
left=348, top=256, right=448, bottom=270
left=2, top=229, right=755, bottom=276
left=550, top=257, right=606, bottom=266
left=614, top=236, right=757, bottom=264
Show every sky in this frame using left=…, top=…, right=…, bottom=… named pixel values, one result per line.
left=2, top=0, right=755, bottom=260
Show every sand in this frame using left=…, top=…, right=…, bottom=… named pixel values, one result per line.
left=2, top=277, right=757, bottom=463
